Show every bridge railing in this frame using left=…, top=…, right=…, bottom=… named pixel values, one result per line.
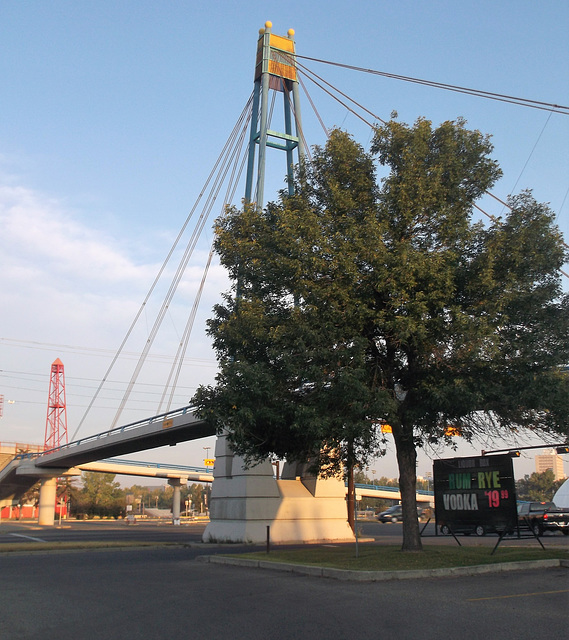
left=14, top=405, right=197, bottom=461
left=354, top=482, right=434, bottom=497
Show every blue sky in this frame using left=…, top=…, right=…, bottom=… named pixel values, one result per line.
left=0, top=1, right=567, bottom=480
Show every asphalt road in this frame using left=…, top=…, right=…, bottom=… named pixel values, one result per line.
left=2, top=518, right=568, bottom=548
left=0, top=544, right=567, bottom=640
left=360, top=520, right=569, bottom=547
left=0, top=518, right=208, bottom=546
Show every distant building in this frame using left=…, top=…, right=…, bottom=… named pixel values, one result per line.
left=535, top=450, right=566, bottom=481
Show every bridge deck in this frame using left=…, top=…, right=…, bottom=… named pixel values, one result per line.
left=34, top=406, right=214, bottom=469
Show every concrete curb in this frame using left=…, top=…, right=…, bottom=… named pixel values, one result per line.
left=197, top=555, right=568, bottom=581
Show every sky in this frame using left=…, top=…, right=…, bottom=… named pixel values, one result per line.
left=1, top=1, right=568, bottom=484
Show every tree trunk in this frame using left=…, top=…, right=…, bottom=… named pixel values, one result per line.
left=347, top=462, right=355, bottom=532
left=393, top=427, right=423, bottom=551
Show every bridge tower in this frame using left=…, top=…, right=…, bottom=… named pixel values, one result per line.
left=204, top=24, right=354, bottom=545
left=44, top=358, right=68, bottom=451
left=244, top=21, right=304, bottom=209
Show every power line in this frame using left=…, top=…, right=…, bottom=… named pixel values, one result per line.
left=506, top=112, right=553, bottom=205
left=296, top=54, right=569, bottom=115
left=0, top=337, right=216, bottom=366
left=292, top=57, right=569, bottom=282
left=106, top=94, right=255, bottom=432
left=0, top=369, right=202, bottom=390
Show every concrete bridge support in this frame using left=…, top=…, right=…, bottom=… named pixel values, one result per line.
left=203, top=434, right=354, bottom=544
left=38, top=477, right=58, bottom=526
left=168, top=477, right=186, bottom=525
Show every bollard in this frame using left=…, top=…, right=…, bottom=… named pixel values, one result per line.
left=266, top=525, right=270, bottom=553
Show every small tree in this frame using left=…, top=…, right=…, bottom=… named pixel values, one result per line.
left=188, top=483, right=210, bottom=513
left=195, top=121, right=569, bottom=551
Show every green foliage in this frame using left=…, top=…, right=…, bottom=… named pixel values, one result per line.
left=194, top=118, right=569, bottom=551
left=353, top=469, right=429, bottom=511
left=20, top=480, right=40, bottom=506
left=188, top=482, right=211, bottom=513
left=124, top=483, right=210, bottom=514
left=76, top=472, right=125, bottom=518
left=516, top=469, right=566, bottom=502
left=74, top=478, right=212, bottom=518
left=195, top=130, right=394, bottom=475
left=125, top=484, right=173, bottom=512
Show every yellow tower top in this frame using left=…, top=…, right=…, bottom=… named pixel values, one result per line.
left=255, top=23, right=297, bottom=83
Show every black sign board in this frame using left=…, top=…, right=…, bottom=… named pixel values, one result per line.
left=434, top=454, right=517, bottom=535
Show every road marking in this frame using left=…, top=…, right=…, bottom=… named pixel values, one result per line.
left=10, top=533, right=46, bottom=543
left=468, top=589, right=569, bottom=602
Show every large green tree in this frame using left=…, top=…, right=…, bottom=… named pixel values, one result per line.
left=516, top=470, right=566, bottom=502
left=77, top=472, right=124, bottom=518
left=194, top=120, right=569, bottom=551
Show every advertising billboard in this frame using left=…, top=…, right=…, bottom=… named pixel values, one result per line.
left=434, top=454, right=517, bottom=535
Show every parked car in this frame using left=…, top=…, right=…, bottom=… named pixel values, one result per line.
left=377, top=505, right=423, bottom=523
left=439, top=522, right=488, bottom=536
left=438, top=519, right=516, bottom=537
left=517, top=501, right=569, bottom=536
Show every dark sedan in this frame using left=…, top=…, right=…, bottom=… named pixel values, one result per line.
left=377, top=505, right=423, bottom=523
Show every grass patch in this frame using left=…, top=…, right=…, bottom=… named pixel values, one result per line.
left=0, top=541, right=178, bottom=553
left=235, top=545, right=568, bottom=572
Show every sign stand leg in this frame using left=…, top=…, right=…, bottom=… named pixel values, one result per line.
left=525, top=517, right=546, bottom=550
left=420, top=517, right=431, bottom=536
left=448, top=526, right=462, bottom=547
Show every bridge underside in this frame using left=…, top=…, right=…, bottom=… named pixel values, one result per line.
left=77, top=460, right=213, bottom=484
left=0, top=458, right=80, bottom=505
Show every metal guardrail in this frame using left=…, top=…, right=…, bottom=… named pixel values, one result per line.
left=14, top=405, right=197, bottom=461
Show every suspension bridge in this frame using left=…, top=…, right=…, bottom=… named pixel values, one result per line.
left=0, top=21, right=566, bottom=539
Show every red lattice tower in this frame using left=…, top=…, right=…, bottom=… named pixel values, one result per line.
left=44, top=358, right=68, bottom=451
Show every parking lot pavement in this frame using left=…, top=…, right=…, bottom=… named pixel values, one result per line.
left=2, top=518, right=567, bottom=548
left=0, top=547, right=567, bottom=640
left=0, top=518, right=208, bottom=545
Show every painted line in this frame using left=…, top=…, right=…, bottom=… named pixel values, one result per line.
left=9, top=533, right=46, bottom=543
left=468, top=589, right=569, bottom=602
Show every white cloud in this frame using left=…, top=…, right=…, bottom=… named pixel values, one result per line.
left=0, top=177, right=225, bottom=444
left=0, top=178, right=229, bottom=352
left=0, top=184, right=156, bottom=286
left=0, top=183, right=152, bottom=345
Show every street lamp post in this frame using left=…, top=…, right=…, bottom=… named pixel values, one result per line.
left=203, top=446, right=211, bottom=469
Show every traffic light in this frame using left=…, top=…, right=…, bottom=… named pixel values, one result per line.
left=556, top=446, right=569, bottom=454
left=509, top=451, right=521, bottom=458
